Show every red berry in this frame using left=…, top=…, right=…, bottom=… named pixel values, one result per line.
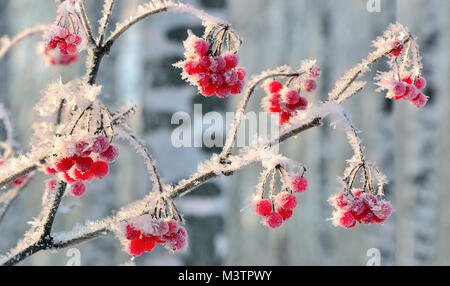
left=67, top=44, right=77, bottom=54
left=75, top=156, right=94, bottom=172
left=224, top=53, right=239, bottom=70
left=267, top=81, right=283, bottom=94
left=230, top=80, right=245, bottom=95
left=184, top=60, right=201, bottom=75
left=411, top=92, right=427, bottom=108
left=210, top=73, right=224, bottom=88
left=167, top=219, right=180, bottom=235
left=70, top=181, right=86, bottom=197
left=91, top=161, right=109, bottom=178
left=166, top=233, right=187, bottom=251
left=339, top=212, right=356, bottom=228
left=276, top=207, right=293, bottom=221
left=58, top=28, right=69, bottom=39
left=223, top=70, right=238, bottom=86
left=349, top=200, right=369, bottom=221
left=372, top=201, right=392, bottom=222
left=236, top=68, right=246, bottom=81
left=199, top=56, right=211, bottom=69
left=128, top=239, right=146, bottom=256
left=210, top=56, right=226, bottom=73
left=100, top=145, right=120, bottom=163
left=393, top=82, right=406, bottom=97
left=216, top=85, right=231, bottom=98
left=72, top=168, right=94, bottom=181
left=75, top=141, right=91, bottom=156
left=47, top=41, right=57, bottom=49
left=192, top=39, right=209, bottom=56
left=153, top=220, right=169, bottom=236
left=74, top=35, right=82, bottom=45
left=55, top=157, right=74, bottom=172
left=66, top=34, right=76, bottom=44
left=200, top=84, right=217, bottom=97
left=360, top=212, right=377, bottom=225
left=295, top=96, right=308, bottom=110
left=292, top=176, right=308, bottom=193
left=57, top=40, right=67, bottom=50
left=302, top=79, right=317, bottom=92
left=415, top=77, right=427, bottom=90
left=285, top=90, right=299, bottom=104
left=254, top=199, right=273, bottom=216
left=275, top=192, right=297, bottom=210
left=92, top=136, right=110, bottom=154
left=126, top=224, right=141, bottom=240
left=279, top=112, right=292, bottom=125
left=265, top=212, right=283, bottom=228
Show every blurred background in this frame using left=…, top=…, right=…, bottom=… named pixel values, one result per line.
left=0, top=0, right=449, bottom=266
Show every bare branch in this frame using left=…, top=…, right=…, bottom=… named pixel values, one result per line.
left=0, top=24, right=50, bottom=60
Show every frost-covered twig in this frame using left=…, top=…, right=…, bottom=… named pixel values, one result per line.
left=220, top=69, right=303, bottom=160
left=97, top=0, right=116, bottom=45
left=77, top=1, right=96, bottom=45
left=0, top=24, right=50, bottom=60
left=329, top=27, right=412, bottom=104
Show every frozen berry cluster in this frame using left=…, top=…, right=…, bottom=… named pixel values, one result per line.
left=179, top=33, right=246, bottom=98
left=125, top=219, right=187, bottom=257
left=47, top=27, right=82, bottom=56
left=264, top=72, right=319, bottom=126
left=0, top=160, right=28, bottom=187
left=389, top=73, right=428, bottom=108
left=329, top=189, right=392, bottom=229
left=45, top=135, right=119, bottom=197
left=254, top=175, right=308, bottom=229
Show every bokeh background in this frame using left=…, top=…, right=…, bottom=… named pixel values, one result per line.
left=0, top=0, right=449, bottom=266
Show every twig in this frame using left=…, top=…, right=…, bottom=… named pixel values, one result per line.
left=97, top=0, right=116, bottom=45
left=0, top=24, right=50, bottom=60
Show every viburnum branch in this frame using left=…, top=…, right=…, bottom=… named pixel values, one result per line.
left=77, top=1, right=96, bottom=46
left=97, top=0, right=116, bottom=45
left=220, top=71, right=302, bottom=160
left=329, top=33, right=412, bottom=104
left=0, top=24, right=50, bottom=60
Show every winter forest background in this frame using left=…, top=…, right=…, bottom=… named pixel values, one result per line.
left=0, top=0, right=449, bottom=266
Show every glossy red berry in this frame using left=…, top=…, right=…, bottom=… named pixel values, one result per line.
left=126, top=224, right=141, bottom=240
left=128, top=239, right=146, bottom=256
left=292, top=176, right=308, bottom=193
left=75, top=156, right=94, bottom=172
left=267, top=81, right=283, bottom=94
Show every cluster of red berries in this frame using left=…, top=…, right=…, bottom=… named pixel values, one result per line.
left=330, top=189, right=393, bottom=229
left=390, top=74, right=428, bottom=108
left=265, top=77, right=318, bottom=125
left=45, top=136, right=119, bottom=197
left=125, top=219, right=187, bottom=257
left=0, top=160, right=28, bottom=187
left=47, top=27, right=82, bottom=56
left=181, top=35, right=246, bottom=98
left=254, top=175, right=308, bottom=228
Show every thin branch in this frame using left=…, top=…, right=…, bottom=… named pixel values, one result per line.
left=42, top=181, right=67, bottom=238
left=329, top=34, right=412, bottom=103
left=0, top=24, right=50, bottom=60
left=105, top=6, right=167, bottom=49
left=220, top=72, right=301, bottom=160
left=97, top=0, right=116, bottom=45
left=77, top=1, right=96, bottom=46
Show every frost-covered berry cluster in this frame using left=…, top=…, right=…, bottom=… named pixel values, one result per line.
left=263, top=68, right=319, bottom=125
left=254, top=163, right=308, bottom=228
left=375, top=30, right=428, bottom=108
left=177, top=29, right=246, bottom=98
left=329, top=189, right=392, bottom=228
left=42, top=0, right=86, bottom=66
left=121, top=217, right=188, bottom=257
left=45, top=136, right=119, bottom=197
